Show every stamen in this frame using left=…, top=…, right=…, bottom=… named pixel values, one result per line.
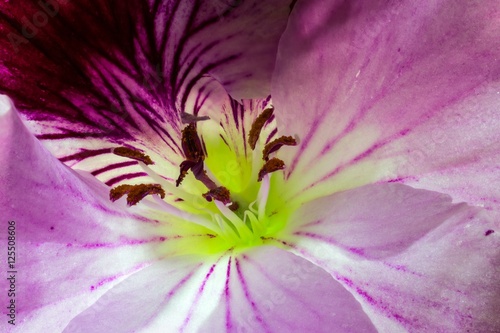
left=191, top=163, right=218, bottom=190
left=177, top=122, right=237, bottom=207
left=138, top=162, right=200, bottom=204
left=176, top=123, right=207, bottom=187
left=248, top=107, right=274, bottom=150
left=243, top=210, right=264, bottom=235
left=109, top=184, right=165, bottom=206
left=262, top=135, right=297, bottom=161
left=258, top=158, right=285, bottom=181
left=181, top=123, right=205, bottom=162
left=176, top=160, right=197, bottom=187
left=250, top=139, right=263, bottom=183
left=145, top=196, right=222, bottom=233
left=228, top=202, right=239, bottom=211
left=214, top=201, right=253, bottom=239
left=213, top=214, right=240, bottom=241
left=181, top=112, right=210, bottom=124
left=113, top=147, right=154, bottom=165
left=257, top=174, right=271, bottom=220
left=202, top=186, right=232, bottom=205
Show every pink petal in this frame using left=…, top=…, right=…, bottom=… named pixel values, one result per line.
left=64, top=255, right=228, bottom=333
left=0, top=96, right=215, bottom=332
left=283, top=183, right=469, bottom=259
left=272, top=0, right=500, bottom=208
left=65, top=246, right=378, bottom=333
left=273, top=183, right=500, bottom=332
left=204, top=246, right=377, bottom=333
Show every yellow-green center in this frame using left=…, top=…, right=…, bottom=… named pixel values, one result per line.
left=109, top=107, right=298, bottom=255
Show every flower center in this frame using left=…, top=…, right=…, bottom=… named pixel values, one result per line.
left=108, top=107, right=297, bottom=251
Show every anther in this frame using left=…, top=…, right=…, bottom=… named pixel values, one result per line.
left=181, top=112, right=210, bottom=124
left=258, top=157, right=285, bottom=181
left=176, top=123, right=206, bottom=187
left=109, top=184, right=165, bottom=206
left=113, top=147, right=154, bottom=165
left=176, top=160, right=196, bottom=187
left=228, top=202, right=239, bottom=211
left=248, top=107, right=274, bottom=150
left=181, top=123, right=205, bottom=162
left=202, top=186, right=232, bottom=205
left=262, top=135, right=297, bottom=161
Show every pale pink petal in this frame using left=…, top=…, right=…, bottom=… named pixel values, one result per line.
left=273, top=0, right=500, bottom=208
left=282, top=183, right=469, bottom=259
left=203, top=246, right=377, bottom=333
left=272, top=183, right=500, bottom=332
left=65, top=246, right=379, bottom=333
left=0, top=96, right=216, bottom=332
left=63, top=255, right=229, bottom=333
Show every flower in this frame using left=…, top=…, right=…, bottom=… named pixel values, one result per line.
left=1, top=1, right=499, bottom=333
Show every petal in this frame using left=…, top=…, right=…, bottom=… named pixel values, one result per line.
left=65, top=246, right=377, bottom=333
left=272, top=0, right=500, bottom=207
left=204, top=246, right=377, bottom=333
left=281, top=183, right=469, bottom=259
left=64, top=254, right=229, bottom=333
left=0, top=96, right=218, bottom=332
left=0, top=0, right=291, bottom=184
left=271, top=183, right=500, bottom=332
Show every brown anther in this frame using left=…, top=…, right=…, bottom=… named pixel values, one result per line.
left=258, top=157, right=285, bottom=181
left=176, top=168, right=189, bottom=187
left=262, top=135, right=297, bottom=161
left=177, top=123, right=237, bottom=207
left=181, top=123, right=205, bottom=162
left=177, top=123, right=208, bottom=187
left=228, top=202, right=239, bottom=211
left=109, top=184, right=165, bottom=206
left=110, top=184, right=133, bottom=202
left=248, top=107, right=274, bottom=150
left=113, top=147, right=154, bottom=165
left=202, top=186, right=232, bottom=205
left=181, top=112, right=210, bottom=124
left=176, top=160, right=196, bottom=187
